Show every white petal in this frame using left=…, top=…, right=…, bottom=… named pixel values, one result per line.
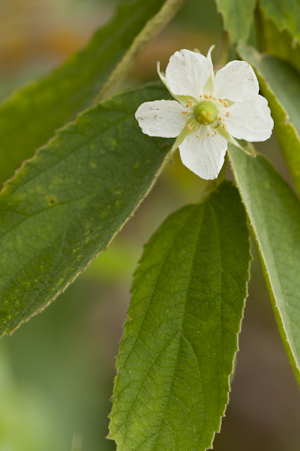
left=165, top=49, right=212, bottom=100
left=135, top=100, right=187, bottom=138
left=215, top=60, right=259, bottom=102
left=225, top=95, right=274, bottom=141
left=178, top=126, right=228, bottom=180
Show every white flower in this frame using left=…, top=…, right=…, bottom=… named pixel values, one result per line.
left=135, top=47, right=274, bottom=180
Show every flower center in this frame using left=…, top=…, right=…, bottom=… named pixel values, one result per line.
left=194, top=101, right=218, bottom=125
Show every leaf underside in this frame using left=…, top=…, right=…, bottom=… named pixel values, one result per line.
left=215, top=0, right=256, bottom=44
left=229, top=145, right=300, bottom=386
left=110, top=181, right=251, bottom=451
left=259, top=0, right=300, bottom=45
left=238, top=43, right=300, bottom=197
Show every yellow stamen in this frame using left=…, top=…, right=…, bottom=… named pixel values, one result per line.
left=188, top=99, right=194, bottom=106
left=186, top=124, right=192, bottom=130
left=196, top=135, right=199, bottom=138
left=207, top=133, right=210, bottom=136
left=185, top=117, right=188, bottom=121
left=182, top=111, right=188, bottom=114
left=224, top=101, right=228, bottom=107
left=226, top=112, right=230, bottom=117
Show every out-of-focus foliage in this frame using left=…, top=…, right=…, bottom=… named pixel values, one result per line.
left=255, top=10, right=300, bottom=74
left=0, top=344, right=59, bottom=451
left=214, top=0, right=256, bottom=44
left=259, top=0, right=300, bottom=45
left=0, top=0, right=166, bottom=186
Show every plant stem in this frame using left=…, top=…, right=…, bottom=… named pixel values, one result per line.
left=94, top=0, right=186, bottom=104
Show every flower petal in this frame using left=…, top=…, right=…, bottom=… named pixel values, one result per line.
left=178, top=126, right=228, bottom=180
left=135, top=100, right=187, bottom=138
left=225, top=95, right=274, bottom=141
left=215, top=60, right=259, bottom=102
left=165, top=49, right=212, bottom=100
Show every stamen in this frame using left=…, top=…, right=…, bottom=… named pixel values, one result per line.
left=196, top=135, right=199, bottom=138
left=224, top=101, right=228, bottom=107
left=209, top=95, right=212, bottom=99
left=185, top=117, right=188, bottom=121
left=182, top=111, right=188, bottom=114
left=207, top=133, right=210, bottom=136
left=226, top=112, right=230, bottom=117
left=219, top=99, right=223, bottom=103
left=213, top=97, right=216, bottom=100
left=188, top=99, right=194, bottom=106
left=194, top=101, right=218, bottom=125
left=204, top=94, right=209, bottom=99
left=186, top=124, right=192, bottom=130
left=186, top=104, right=190, bottom=108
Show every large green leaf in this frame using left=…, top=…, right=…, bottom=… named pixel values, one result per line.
left=0, top=0, right=166, bottom=186
left=110, top=181, right=251, bottom=451
left=0, top=83, right=171, bottom=336
left=214, top=0, right=256, bottom=44
left=259, top=0, right=300, bottom=45
left=238, top=43, right=300, bottom=197
left=229, top=144, right=300, bottom=386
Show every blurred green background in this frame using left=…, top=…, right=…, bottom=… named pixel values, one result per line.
left=0, top=0, right=300, bottom=450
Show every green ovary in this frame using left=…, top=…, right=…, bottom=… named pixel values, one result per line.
left=194, top=101, right=218, bottom=125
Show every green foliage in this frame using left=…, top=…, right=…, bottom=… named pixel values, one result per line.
left=229, top=145, right=300, bottom=386
left=255, top=9, right=300, bottom=74
left=259, top=0, right=300, bottom=45
left=110, top=181, right=251, bottom=451
left=238, top=44, right=300, bottom=197
left=0, top=0, right=166, bottom=186
left=0, top=84, right=171, bottom=337
left=0, top=343, right=56, bottom=450
left=214, top=0, right=256, bottom=44
left=2, top=0, right=300, bottom=448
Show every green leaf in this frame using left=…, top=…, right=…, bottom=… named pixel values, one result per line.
left=0, top=0, right=166, bottom=186
left=0, top=83, right=171, bottom=336
left=110, top=181, right=251, bottom=451
left=255, top=8, right=300, bottom=74
left=259, top=0, right=300, bottom=45
left=238, top=43, right=300, bottom=197
left=229, top=144, right=300, bottom=386
left=215, top=0, right=256, bottom=44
